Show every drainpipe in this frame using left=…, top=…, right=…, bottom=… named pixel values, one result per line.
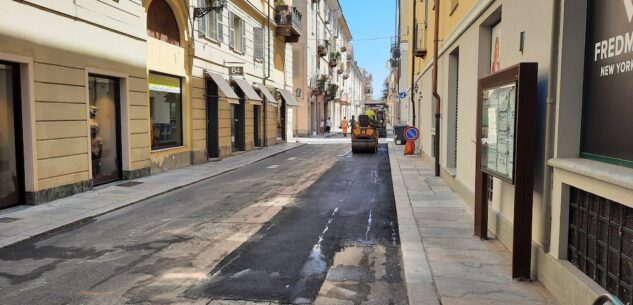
left=410, top=0, right=417, bottom=127
left=432, top=0, right=440, bottom=176
left=263, top=0, right=272, bottom=146
left=542, top=0, right=562, bottom=253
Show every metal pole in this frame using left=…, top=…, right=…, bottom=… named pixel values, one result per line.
left=410, top=0, right=417, bottom=127
left=432, top=0, right=441, bottom=176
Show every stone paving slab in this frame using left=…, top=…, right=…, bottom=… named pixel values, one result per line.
left=387, top=142, right=558, bottom=305
left=0, top=143, right=304, bottom=249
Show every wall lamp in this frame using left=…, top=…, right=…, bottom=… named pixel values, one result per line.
left=194, top=0, right=227, bottom=20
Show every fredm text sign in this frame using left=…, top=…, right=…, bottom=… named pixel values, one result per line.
left=582, top=0, right=633, bottom=166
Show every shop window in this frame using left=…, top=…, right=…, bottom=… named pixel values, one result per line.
left=149, top=73, right=183, bottom=150
left=568, top=187, right=633, bottom=304
left=147, top=0, right=181, bottom=46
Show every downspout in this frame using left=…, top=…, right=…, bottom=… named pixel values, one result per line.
left=542, top=0, right=562, bottom=253
left=263, top=0, right=272, bottom=146
left=432, top=0, right=441, bottom=176
left=410, top=0, right=417, bottom=126
left=395, top=0, right=401, bottom=124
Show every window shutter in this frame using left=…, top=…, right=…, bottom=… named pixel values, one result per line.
left=217, top=10, right=223, bottom=43
left=229, top=11, right=235, bottom=49
left=253, top=27, right=264, bottom=60
left=240, top=19, right=246, bottom=53
left=197, top=0, right=206, bottom=37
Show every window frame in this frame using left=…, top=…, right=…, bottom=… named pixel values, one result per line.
left=149, top=71, right=184, bottom=151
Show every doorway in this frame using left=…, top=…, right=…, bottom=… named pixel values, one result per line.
left=206, top=80, right=219, bottom=158
left=278, top=100, right=286, bottom=141
left=254, top=105, right=261, bottom=147
left=0, top=61, right=24, bottom=209
left=88, top=75, right=122, bottom=186
left=231, top=86, right=245, bottom=151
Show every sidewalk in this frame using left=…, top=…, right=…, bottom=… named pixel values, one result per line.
left=388, top=142, right=558, bottom=305
left=0, top=143, right=304, bottom=249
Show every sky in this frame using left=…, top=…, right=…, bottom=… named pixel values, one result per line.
left=340, top=0, right=397, bottom=100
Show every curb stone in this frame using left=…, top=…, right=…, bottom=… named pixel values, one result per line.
left=388, top=142, right=442, bottom=305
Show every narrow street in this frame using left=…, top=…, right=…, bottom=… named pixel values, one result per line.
left=0, top=144, right=406, bottom=305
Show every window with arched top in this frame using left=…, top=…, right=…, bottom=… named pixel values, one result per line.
left=147, top=0, right=180, bottom=46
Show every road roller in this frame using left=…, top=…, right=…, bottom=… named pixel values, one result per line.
left=351, top=114, right=379, bottom=153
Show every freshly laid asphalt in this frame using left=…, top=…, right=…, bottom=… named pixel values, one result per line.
left=0, top=144, right=406, bottom=305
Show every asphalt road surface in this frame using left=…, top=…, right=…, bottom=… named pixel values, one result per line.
left=0, top=144, right=406, bottom=305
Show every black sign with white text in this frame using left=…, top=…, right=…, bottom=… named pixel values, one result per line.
left=582, top=0, right=633, bottom=166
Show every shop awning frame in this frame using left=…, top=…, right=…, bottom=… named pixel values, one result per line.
left=254, top=83, right=279, bottom=105
left=205, top=71, right=240, bottom=105
left=233, top=78, right=263, bottom=105
left=277, top=89, right=300, bottom=107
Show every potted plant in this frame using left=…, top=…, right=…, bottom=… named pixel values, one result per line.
left=341, top=45, right=347, bottom=52
left=274, top=0, right=289, bottom=13
left=316, top=75, right=329, bottom=94
left=318, top=42, right=328, bottom=57
left=329, top=51, right=338, bottom=67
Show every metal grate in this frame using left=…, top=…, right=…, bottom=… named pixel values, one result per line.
left=569, top=187, right=633, bottom=304
left=117, top=181, right=144, bottom=187
left=0, top=217, right=19, bottom=223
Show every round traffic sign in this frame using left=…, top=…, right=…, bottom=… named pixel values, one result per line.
left=404, top=126, right=419, bottom=141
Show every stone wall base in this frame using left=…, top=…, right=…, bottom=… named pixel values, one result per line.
left=151, top=150, right=192, bottom=174
left=122, top=167, right=151, bottom=180
left=25, top=180, right=93, bottom=205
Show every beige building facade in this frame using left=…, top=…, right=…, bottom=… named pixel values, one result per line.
left=398, top=0, right=633, bottom=304
left=0, top=0, right=296, bottom=207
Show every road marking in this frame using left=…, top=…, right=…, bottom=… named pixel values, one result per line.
left=287, top=157, right=297, bottom=161
left=267, top=165, right=279, bottom=169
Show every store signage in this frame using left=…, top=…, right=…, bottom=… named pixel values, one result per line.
left=582, top=0, right=633, bottom=167
left=229, top=66, right=244, bottom=76
left=149, top=73, right=181, bottom=94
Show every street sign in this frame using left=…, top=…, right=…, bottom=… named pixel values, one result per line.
left=229, top=66, right=244, bottom=76
left=399, top=92, right=407, bottom=99
left=404, top=126, right=419, bottom=141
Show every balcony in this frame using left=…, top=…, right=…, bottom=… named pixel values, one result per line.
left=318, top=40, right=329, bottom=57
left=326, top=84, right=339, bottom=101
left=329, top=51, right=341, bottom=67
left=414, top=23, right=428, bottom=58
left=275, top=5, right=302, bottom=43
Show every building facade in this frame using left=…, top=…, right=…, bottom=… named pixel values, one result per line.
left=291, top=0, right=370, bottom=136
left=395, top=0, right=633, bottom=304
left=0, top=0, right=296, bottom=207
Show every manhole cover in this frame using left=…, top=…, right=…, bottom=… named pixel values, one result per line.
left=0, top=217, right=19, bottom=223
left=117, top=181, right=144, bottom=187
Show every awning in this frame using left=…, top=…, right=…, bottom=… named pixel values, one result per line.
left=277, top=89, right=300, bottom=107
left=205, top=71, right=239, bottom=104
left=254, top=83, right=279, bottom=105
left=233, top=78, right=263, bottom=105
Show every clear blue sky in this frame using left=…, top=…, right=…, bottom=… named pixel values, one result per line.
left=340, top=0, right=396, bottom=100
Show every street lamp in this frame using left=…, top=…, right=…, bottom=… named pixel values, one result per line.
left=193, top=0, right=227, bottom=20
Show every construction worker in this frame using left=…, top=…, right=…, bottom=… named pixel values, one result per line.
left=341, top=117, right=349, bottom=137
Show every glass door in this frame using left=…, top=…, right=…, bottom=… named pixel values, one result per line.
left=89, top=76, right=121, bottom=186
left=0, top=62, right=23, bottom=209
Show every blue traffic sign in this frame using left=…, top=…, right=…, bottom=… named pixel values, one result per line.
left=404, top=126, right=419, bottom=141
left=399, top=92, right=407, bottom=99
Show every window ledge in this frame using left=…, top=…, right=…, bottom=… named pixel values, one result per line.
left=549, top=158, right=633, bottom=191
left=151, top=145, right=187, bottom=153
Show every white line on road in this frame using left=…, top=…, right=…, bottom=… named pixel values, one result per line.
left=287, top=157, right=297, bottom=161
left=267, top=165, right=279, bottom=169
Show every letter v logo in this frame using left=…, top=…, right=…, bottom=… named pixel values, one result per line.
left=625, top=0, right=633, bottom=23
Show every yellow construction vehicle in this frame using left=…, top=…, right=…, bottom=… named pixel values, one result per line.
left=351, top=114, right=379, bottom=153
